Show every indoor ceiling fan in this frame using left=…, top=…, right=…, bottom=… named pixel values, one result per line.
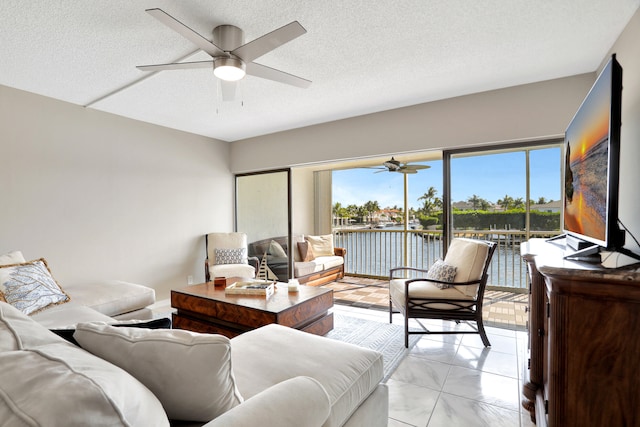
left=371, top=157, right=431, bottom=174
left=136, top=8, right=311, bottom=100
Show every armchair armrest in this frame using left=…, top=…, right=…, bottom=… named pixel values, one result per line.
left=205, top=259, right=211, bottom=282
left=247, top=256, right=259, bottom=273
left=390, top=266, right=429, bottom=280
left=334, top=247, right=346, bottom=257
left=201, top=377, right=330, bottom=427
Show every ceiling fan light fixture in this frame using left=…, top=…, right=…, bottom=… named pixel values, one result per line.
left=213, top=57, right=246, bottom=81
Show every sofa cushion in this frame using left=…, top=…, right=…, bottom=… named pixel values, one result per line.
left=203, top=377, right=331, bottom=427
left=294, top=261, right=321, bottom=277
left=0, top=258, right=70, bottom=315
left=316, top=255, right=344, bottom=270
left=74, top=323, right=244, bottom=422
left=0, top=302, right=168, bottom=426
left=0, top=343, right=169, bottom=427
left=63, top=280, right=156, bottom=317
left=0, top=250, right=26, bottom=266
left=1, top=301, right=65, bottom=352
left=29, top=302, right=114, bottom=329
left=306, top=234, right=335, bottom=257
left=231, top=324, right=384, bottom=427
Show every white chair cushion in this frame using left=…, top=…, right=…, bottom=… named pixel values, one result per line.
left=231, top=324, right=383, bottom=427
left=210, top=263, right=256, bottom=279
left=443, top=238, right=490, bottom=297
left=389, top=278, right=474, bottom=310
left=74, top=323, right=244, bottom=422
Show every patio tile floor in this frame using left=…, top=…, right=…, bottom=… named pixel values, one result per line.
left=324, top=276, right=528, bottom=330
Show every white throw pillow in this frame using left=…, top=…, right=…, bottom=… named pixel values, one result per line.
left=74, top=323, right=244, bottom=422
left=0, top=343, right=169, bottom=426
left=269, top=240, right=288, bottom=258
left=0, top=258, right=70, bottom=315
left=306, top=234, right=335, bottom=257
left=0, top=250, right=26, bottom=266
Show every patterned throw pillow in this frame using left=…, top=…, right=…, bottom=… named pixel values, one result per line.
left=214, top=248, right=247, bottom=265
left=0, top=258, right=70, bottom=315
left=297, top=241, right=315, bottom=262
left=426, top=259, right=458, bottom=289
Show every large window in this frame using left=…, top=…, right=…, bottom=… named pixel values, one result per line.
left=329, top=142, right=562, bottom=290
left=447, top=144, right=562, bottom=237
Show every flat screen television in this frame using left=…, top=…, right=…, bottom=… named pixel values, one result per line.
left=562, top=54, right=624, bottom=256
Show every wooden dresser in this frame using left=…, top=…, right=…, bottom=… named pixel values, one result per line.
left=521, top=239, right=640, bottom=427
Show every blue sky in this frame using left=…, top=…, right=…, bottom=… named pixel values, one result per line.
left=332, top=147, right=562, bottom=210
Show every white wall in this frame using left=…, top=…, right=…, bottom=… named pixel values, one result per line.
left=607, top=8, right=640, bottom=253
left=230, top=73, right=595, bottom=174
left=0, top=86, right=233, bottom=300
left=231, top=64, right=596, bottom=241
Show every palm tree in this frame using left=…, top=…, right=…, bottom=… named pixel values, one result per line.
left=497, top=194, right=515, bottom=210
left=467, top=194, right=489, bottom=210
left=418, top=187, right=441, bottom=216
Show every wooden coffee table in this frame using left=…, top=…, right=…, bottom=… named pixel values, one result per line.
left=171, top=281, right=334, bottom=338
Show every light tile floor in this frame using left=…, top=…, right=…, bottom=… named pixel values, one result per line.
left=156, top=276, right=534, bottom=426
left=333, top=296, right=534, bottom=427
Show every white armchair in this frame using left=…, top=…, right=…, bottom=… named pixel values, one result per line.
left=205, top=232, right=258, bottom=282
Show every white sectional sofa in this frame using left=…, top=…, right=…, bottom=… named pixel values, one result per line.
left=0, top=251, right=388, bottom=426
left=0, top=251, right=156, bottom=329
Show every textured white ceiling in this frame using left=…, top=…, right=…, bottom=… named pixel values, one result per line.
left=1, top=0, right=639, bottom=142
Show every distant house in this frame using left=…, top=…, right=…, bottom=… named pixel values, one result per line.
left=530, top=200, right=561, bottom=213
left=452, top=201, right=474, bottom=211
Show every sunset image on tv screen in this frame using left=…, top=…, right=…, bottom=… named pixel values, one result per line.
left=563, top=68, right=611, bottom=242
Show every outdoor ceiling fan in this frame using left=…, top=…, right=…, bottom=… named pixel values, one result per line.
left=371, top=157, right=431, bottom=174
left=136, top=8, right=311, bottom=100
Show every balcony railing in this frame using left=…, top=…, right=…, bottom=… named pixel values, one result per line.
left=333, top=228, right=557, bottom=292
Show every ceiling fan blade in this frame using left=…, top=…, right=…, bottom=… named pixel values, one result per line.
left=146, top=8, right=226, bottom=58
left=246, top=62, right=311, bottom=88
left=232, top=21, right=306, bottom=63
left=136, top=60, right=213, bottom=71
left=220, top=81, right=237, bottom=101
left=404, top=165, right=431, bottom=170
